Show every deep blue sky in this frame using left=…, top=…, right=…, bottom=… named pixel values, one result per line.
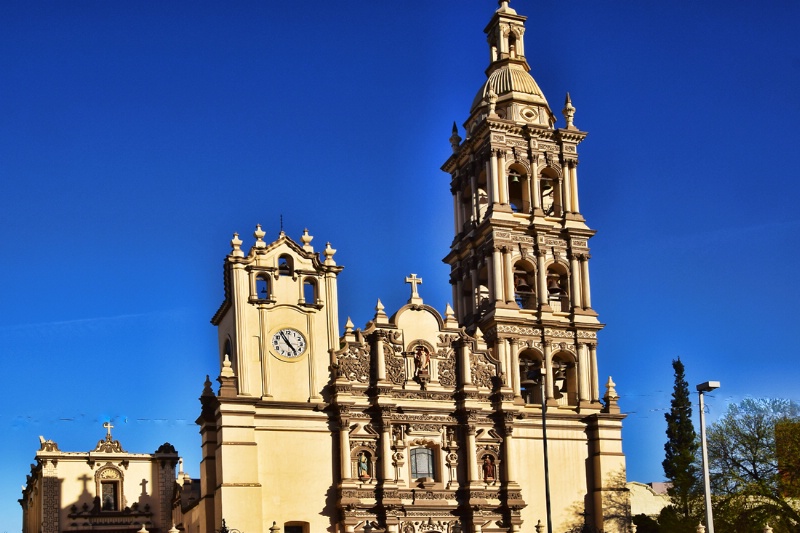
left=2, top=1, right=800, bottom=529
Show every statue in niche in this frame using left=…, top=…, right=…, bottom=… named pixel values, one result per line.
left=413, top=345, right=430, bottom=377
left=482, top=455, right=496, bottom=481
left=357, top=451, right=370, bottom=479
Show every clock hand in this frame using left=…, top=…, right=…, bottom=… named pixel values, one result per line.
left=280, top=331, right=297, bottom=356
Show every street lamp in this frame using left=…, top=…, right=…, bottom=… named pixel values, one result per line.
left=697, top=381, right=720, bottom=533
left=520, top=361, right=554, bottom=533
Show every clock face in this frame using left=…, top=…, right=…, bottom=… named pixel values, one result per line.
left=271, top=328, right=307, bottom=359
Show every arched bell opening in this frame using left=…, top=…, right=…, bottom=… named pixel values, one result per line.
left=518, top=349, right=544, bottom=405
left=302, top=277, right=317, bottom=305
left=552, top=351, right=578, bottom=407
left=507, top=164, right=530, bottom=214
left=278, top=255, right=294, bottom=276
left=546, top=263, right=570, bottom=312
left=540, top=167, right=562, bottom=217
left=513, top=260, right=537, bottom=310
left=255, top=274, right=271, bottom=301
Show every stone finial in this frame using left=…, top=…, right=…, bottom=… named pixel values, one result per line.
left=138, top=525, right=149, bottom=533
left=764, top=524, right=773, bottom=533
left=201, top=375, right=214, bottom=397
left=301, top=228, right=314, bottom=252
left=230, top=232, right=244, bottom=257
left=603, top=376, right=620, bottom=413
left=344, top=317, right=354, bottom=334
left=696, top=523, right=706, bottom=533
left=218, top=355, right=237, bottom=398
left=444, top=303, right=458, bottom=328
left=374, top=298, right=389, bottom=324
left=221, top=354, right=235, bottom=377
left=497, top=0, right=516, bottom=14
left=254, top=224, right=266, bottom=249
left=563, top=92, right=576, bottom=130
left=324, top=242, right=337, bottom=266
left=631, top=524, right=637, bottom=533
left=169, top=525, right=180, bottom=533
left=449, top=122, right=462, bottom=153
left=405, top=273, right=423, bottom=304
left=535, top=520, right=544, bottom=533
left=487, top=86, right=498, bottom=116
left=269, top=522, right=281, bottom=533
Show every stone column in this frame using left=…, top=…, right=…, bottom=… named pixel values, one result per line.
left=455, top=277, right=463, bottom=319
left=471, top=173, right=479, bottom=223
left=509, top=339, right=521, bottom=401
left=339, top=412, right=352, bottom=480
left=589, top=344, right=599, bottom=402
left=497, top=339, right=508, bottom=383
left=563, top=166, right=573, bottom=213
left=578, top=344, right=590, bottom=402
left=497, top=150, right=508, bottom=205
left=471, top=267, right=480, bottom=315
left=531, top=156, right=541, bottom=210
left=492, top=248, right=503, bottom=304
left=454, top=191, right=462, bottom=234
left=504, top=417, right=518, bottom=483
left=502, top=248, right=513, bottom=303
left=374, top=332, right=386, bottom=382
left=381, top=421, right=393, bottom=481
left=489, top=152, right=499, bottom=206
left=581, top=257, right=593, bottom=309
left=571, top=162, right=581, bottom=214
left=466, top=426, right=479, bottom=482
left=459, top=340, right=473, bottom=386
left=537, top=252, right=548, bottom=306
left=569, top=255, right=581, bottom=310
left=544, top=343, right=554, bottom=400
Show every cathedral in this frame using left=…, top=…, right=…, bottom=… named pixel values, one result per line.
left=21, top=2, right=627, bottom=532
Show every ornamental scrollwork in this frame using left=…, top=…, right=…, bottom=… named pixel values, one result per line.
left=338, top=345, right=371, bottom=384
left=437, top=353, right=456, bottom=388
left=470, top=353, right=495, bottom=389
left=386, top=345, right=405, bottom=385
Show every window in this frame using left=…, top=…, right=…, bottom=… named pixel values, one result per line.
left=410, top=447, right=435, bottom=479
left=284, top=526, right=303, bottom=533
left=303, top=278, right=316, bottom=304
left=513, top=262, right=536, bottom=309
left=101, top=481, right=119, bottom=511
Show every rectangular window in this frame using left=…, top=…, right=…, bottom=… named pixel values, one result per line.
left=284, top=526, right=304, bottom=533
left=101, top=481, right=118, bottom=511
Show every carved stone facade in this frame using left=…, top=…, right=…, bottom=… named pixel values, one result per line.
left=174, top=2, right=627, bottom=533
left=20, top=431, right=179, bottom=533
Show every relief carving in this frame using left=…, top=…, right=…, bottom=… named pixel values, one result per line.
left=338, top=345, right=371, bottom=384
left=437, top=351, right=456, bottom=388
left=470, top=353, right=495, bottom=389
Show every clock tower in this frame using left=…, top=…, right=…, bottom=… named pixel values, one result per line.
left=197, top=226, right=343, bottom=533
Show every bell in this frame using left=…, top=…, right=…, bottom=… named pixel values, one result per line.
left=509, top=173, right=520, bottom=183
left=547, top=277, right=562, bottom=294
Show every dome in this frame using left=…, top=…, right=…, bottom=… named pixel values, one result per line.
left=470, top=63, right=550, bottom=113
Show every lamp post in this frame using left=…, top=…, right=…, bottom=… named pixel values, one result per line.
left=520, top=362, right=554, bottom=533
left=696, top=381, right=720, bottom=533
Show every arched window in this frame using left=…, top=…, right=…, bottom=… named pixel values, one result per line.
left=508, top=168, right=526, bottom=213
left=513, top=261, right=536, bottom=309
left=410, top=447, right=435, bottom=479
left=303, top=278, right=317, bottom=305
left=278, top=255, right=293, bottom=276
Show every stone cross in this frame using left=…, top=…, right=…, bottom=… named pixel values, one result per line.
left=103, top=421, right=114, bottom=438
left=405, top=274, right=423, bottom=303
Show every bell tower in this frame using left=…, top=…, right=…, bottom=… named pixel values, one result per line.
left=442, top=1, right=626, bottom=530
left=443, top=0, right=601, bottom=410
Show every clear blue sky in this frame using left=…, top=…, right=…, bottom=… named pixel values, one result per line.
left=2, top=0, right=799, bottom=529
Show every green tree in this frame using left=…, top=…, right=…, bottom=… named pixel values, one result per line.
left=707, top=398, right=800, bottom=532
left=661, top=357, right=701, bottom=530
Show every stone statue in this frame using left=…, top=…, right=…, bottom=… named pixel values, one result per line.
left=414, top=346, right=430, bottom=376
left=482, top=456, right=496, bottom=481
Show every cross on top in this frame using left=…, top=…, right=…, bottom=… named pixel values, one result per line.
left=103, top=421, right=114, bottom=438
left=405, top=273, right=423, bottom=303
